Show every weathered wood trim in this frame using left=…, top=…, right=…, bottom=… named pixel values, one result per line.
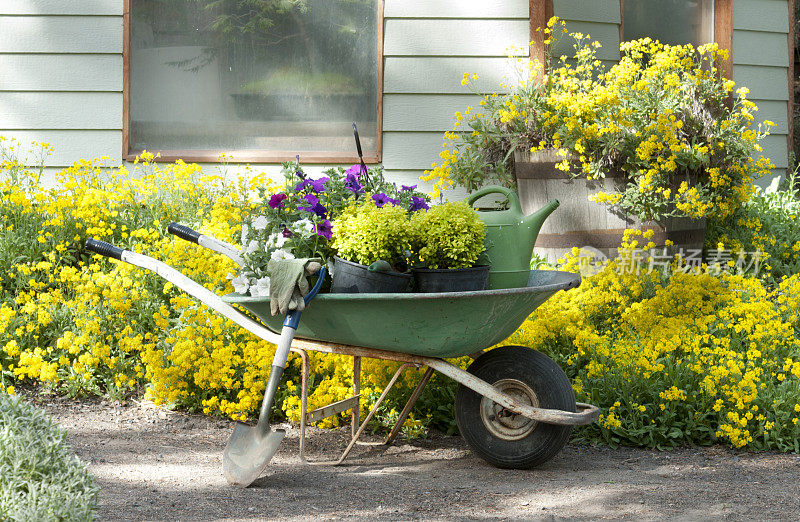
left=619, top=0, right=624, bottom=58
left=123, top=0, right=383, bottom=164
left=126, top=149, right=379, bottom=164
left=715, top=0, right=734, bottom=80
left=376, top=0, right=384, bottom=163
left=529, top=0, right=552, bottom=74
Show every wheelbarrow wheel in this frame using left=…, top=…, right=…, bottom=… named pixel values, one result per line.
left=454, top=346, right=575, bottom=469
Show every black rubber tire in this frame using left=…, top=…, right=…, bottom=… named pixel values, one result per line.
left=454, top=346, right=575, bottom=469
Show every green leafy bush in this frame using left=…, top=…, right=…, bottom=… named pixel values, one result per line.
left=0, top=393, right=98, bottom=521
left=707, top=169, right=800, bottom=285
left=332, top=199, right=413, bottom=270
left=410, top=202, right=486, bottom=269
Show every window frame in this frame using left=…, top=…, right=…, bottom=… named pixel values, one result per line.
left=618, top=0, right=733, bottom=80
left=122, top=0, right=384, bottom=164
left=529, top=1, right=733, bottom=80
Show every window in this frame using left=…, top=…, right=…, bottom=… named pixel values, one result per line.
left=623, top=0, right=714, bottom=47
left=125, top=0, right=382, bottom=163
left=529, top=1, right=732, bottom=80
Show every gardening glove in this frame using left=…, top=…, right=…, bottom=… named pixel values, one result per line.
left=267, top=258, right=323, bottom=316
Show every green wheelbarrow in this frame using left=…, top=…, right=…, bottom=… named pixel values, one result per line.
left=85, top=224, right=599, bottom=487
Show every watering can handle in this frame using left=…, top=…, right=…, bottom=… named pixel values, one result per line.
left=465, top=185, right=522, bottom=214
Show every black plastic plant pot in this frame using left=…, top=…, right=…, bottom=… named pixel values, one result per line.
left=330, top=256, right=411, bottom=294
left=411, top=265, right=490, bottom=293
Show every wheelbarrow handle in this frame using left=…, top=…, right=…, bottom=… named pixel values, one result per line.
left=167, top=222, right=201, bottom=243
left=166, top=222, right=243, bottom=267
left=83, top=238, right=282, bottom=347
left=85, top=238, right=124, bottom=260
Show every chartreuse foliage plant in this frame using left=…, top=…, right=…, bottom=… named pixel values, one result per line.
left=0, top=392, right=98, bottom=521
left=332, top=198, right=414, bottom=270
left=410, top=202, right=486, bottom=269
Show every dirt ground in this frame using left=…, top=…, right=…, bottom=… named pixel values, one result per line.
left=30, top=392, right=800, bottom=521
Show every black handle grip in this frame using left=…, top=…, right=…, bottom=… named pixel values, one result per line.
left=167, top=222, right=202, bottom=243
left=85, top=238, right=124, bottom=260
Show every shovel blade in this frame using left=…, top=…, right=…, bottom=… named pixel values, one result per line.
left=223, top=421, right=286, bottom=487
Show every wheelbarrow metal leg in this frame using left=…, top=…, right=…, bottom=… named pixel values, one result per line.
left=385, top=366, right=434, bottom=445
left=297, top=348, right=310, bottom=462
left=333, top=362, right=415, bottom=465
left=352, top=356, right=361, bottom=437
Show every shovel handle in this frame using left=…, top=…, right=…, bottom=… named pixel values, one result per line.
left=304, top=266, right=327, bottom=305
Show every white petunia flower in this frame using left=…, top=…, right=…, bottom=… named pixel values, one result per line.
left=251, top=276, right=271, bottom=297
left=271, top=249, right=296, bottom=262
left=245, top=239, right=261, bottom=254
left=252, top=215, right=269, bottom=230
left=229, top=273, right=250, bottom=294
left=294, top=218, right=314, bottom=235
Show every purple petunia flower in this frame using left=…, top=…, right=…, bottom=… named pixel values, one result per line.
left=295, top=179, right=310, bottom=192
left=300, top=201, right=328, bottom=218
left=344, top=173, right=364, bottom=195
left=372, top=193, right=400, bottom=208
left=345, top=164, right=366, bottom=177
left=282, top=227, right=293, bottom=238
left=315, top=219, right=333, bottom=240
left=409, top=196, right=429, bottom=212
left=302, top=193, right=319, bottom=206
left=401, top=184, right=417, bottom=192
left=308, top=176, right=329, bottom=193
left=268, top=193, right=288, bottom=209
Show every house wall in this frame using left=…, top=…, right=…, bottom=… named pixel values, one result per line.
left=0, top=1, right=123, bottom=166
left=732, top=0, right=791, bottom=183
left=0, top=0, right=791, bottom=188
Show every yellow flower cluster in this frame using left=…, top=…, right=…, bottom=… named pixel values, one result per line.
left=0, top=139, right=437, bottom=437
left=425, top=18, right=775, bottom=223
left=505, top=244, right=800, bottom=450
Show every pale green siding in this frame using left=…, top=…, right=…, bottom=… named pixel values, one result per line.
left=732, top=0, right=791, bottom=183
left=0, top=1, right=123, bottom=167
left=0, top=0, right=791, bottom=186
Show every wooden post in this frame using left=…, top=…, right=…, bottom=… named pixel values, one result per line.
left=714, top=0, right=733, bottom=81
left=529, top=0, right=554, bottom=77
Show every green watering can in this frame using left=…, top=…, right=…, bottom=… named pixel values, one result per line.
left=466, top=186, right=560, bottom=290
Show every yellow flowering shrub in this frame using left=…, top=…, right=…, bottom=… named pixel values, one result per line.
left=424, top=17, right=775, bottom=222
left=0, top=139, right=434, bottom=436
left=4, top=138, right=800, bottom=450
left=506, top=251, right=800, bottom=450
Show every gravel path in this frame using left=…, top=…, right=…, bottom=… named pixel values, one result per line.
left=32, top=394, right=800, bottom=521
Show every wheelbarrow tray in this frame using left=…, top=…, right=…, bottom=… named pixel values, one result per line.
left=222, top=270, right=579, bottom=358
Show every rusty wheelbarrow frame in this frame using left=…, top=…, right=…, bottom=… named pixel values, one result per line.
left=85, top=224, right=599, bottom=481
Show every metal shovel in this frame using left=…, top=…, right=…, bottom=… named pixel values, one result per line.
left=222, top=267, right=326, bottom=487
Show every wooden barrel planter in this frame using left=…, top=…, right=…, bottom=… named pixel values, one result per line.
left=514, top=149, right=706, bottom=264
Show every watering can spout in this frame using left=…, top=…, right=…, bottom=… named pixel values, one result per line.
left=523, top=198, right=559, bottom=242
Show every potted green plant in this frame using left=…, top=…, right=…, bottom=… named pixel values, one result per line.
left=409, top=201, right=489, bottom=292
left=330, top=198, right=415, bottom=293
left=424, top=17, right=776, bottom=262
left=235, top=159, right=429, bottom=297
